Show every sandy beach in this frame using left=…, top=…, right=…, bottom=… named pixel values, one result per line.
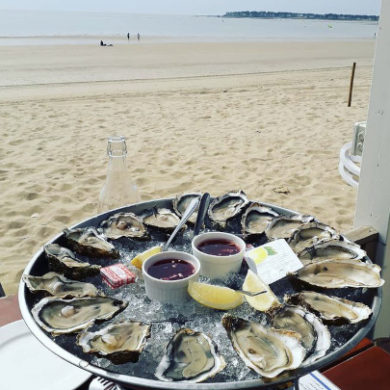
left=0, top=39, right=375, bottom=294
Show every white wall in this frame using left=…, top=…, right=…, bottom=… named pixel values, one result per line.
left=355, top=0, right=390, bottom=337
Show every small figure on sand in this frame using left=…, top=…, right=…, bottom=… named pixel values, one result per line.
left=100, top=40, right=113, bottom=47
left=127, top=32, right=130, bottom=41
left=137, top=33, right=140, bottom=41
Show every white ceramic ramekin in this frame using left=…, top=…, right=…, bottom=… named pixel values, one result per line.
left=191, top=232, right=246, bottom=280
left=142, top=251, right=200, bottom=304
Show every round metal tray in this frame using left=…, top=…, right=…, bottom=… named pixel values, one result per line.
left=19, top=198, right=382, bottom=390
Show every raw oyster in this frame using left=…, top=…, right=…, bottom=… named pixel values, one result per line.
left=173, top=193, right=201, bottom=225
left=288, top=223, right=340, bottom=254
left=32, top=296, right=127, bottom=335
left=64, top=227, right=119, bottom=258
left=222, top=315, right=305, bottom=378
left=298, top=240, right=366, bottom=265
left=269, top=305, right=331, bottom=366
left=265, top=215, right=314, bottom=240
left=208, top=190, right=249, bottom=228
left=100, top=212, right=148, bottom=240
left=155, top=328, right=226, bottom=383
left=286, top=291, right=373, bottom=324
left=45, top=243, right=101, bottom=279
left=23, top=272, right=99, bottom=298
left=241, top=202, right=279, bottom=235
left=77, top=320, right=151, bottom=364
left=143, top=208, right=181, bottom=232
left=293, top=259, right=384, bottom=289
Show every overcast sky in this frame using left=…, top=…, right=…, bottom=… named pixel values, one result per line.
left=0, top=0, right=381, bottom=15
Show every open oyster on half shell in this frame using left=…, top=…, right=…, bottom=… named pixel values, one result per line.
left=77, top=320, right=151, bottom=364
left=298, top=240, right=366, bottom=265
left=142, top=208, right=181, bottom=232
left=286, top=291, right=373, bottom=324
left=64, top=227, right=119, bottom=258
left=208, top=190, right=249, bottom=228
left=288, top=222, right=340, bottom=254
left=269, top=305, right=331, bottom=366
left=293, top=258, right=384, bottom=289
left=155, top=328, right=226, bottom=383
left=222, top=315, right=306, bottom=378
left=45, top=243, right=101, bottom=279
left=100, top=212, right=149, bottom=240
left=241, top=202, right=279, bottom=236
left=23, top=272, right=99, bottom=298
left=265, top=215, right=314, bottom=241
left=32, top=296, right=127, bottom=335
left=173, top=193, right=201, bottom=225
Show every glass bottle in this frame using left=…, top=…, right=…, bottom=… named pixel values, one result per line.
left=98, top=136, right=140, bottom=212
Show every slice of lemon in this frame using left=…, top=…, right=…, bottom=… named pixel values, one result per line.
left=130, top=246, right=162, bottom=270
left=188, top=281, right=244, bottom=310
left=242, top=270, right=280, bottom=311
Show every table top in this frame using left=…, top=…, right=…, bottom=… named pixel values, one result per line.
left=0, top=295, right=21, bottom=327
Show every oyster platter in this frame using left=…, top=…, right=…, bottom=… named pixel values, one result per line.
left=19, top=191, right=383, bottom=389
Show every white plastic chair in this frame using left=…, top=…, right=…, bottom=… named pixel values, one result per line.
left=338, top=122, right=365, bottom=188
left=338, top=141, right=361, bottom=187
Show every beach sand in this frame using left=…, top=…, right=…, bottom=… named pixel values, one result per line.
left=0, top=39, right=374, bottom=294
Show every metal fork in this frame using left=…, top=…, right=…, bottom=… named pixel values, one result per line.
left=239, top=290, right=267, bottom=297
left=88, top=376, right=121, bottom=390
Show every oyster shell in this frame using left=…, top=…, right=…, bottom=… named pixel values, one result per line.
left=155, top=328, right=226, bottom=383
left=286, top=291, right=373, bottom=324
left=23, top=272, right=99, bottom=298
left=32, top=296, right=127, bottom=335
left=173, top=193, right=201, bottom=225
left=77, top=320, right=151, bottom=364
left=143, top=208, right=181, bottom=232
left=265, top=215, right=315, bottom=240
left=293, top=258, right=384, bottom=289
left=288, top=223, right=340, bottom=254
left=298, top=240, right=366, bottom=265
left=241, top=202, right=279, bottom=235
left=208, top=190, right=249, bottom=228
left=269, top=305, right=331, bottom=366
left=222, top=315, right=306, bottom=378
left=63, top=227, right=119, bottom=258
left=100, top=212, right=148, bottom=240
left=45, top=243, right=101, bottom=279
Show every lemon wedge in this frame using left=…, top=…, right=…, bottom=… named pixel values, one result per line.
left=130, top=246, right=162, bottom=269
left=242, top=270, right=280, bottom=311
left=188, top=281, right=244, bottom=310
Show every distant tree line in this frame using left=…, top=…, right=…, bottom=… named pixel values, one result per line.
left=223, top=11, right=379, bottom=22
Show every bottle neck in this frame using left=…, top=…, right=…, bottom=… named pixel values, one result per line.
left=107, top=155, right=127, bottom=171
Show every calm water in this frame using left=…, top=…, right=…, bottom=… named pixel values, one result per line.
left=0, top=10, right=378, bottom=45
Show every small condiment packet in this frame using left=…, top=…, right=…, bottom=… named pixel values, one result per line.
left=299, top=370, right=341, bottom=390
left=100, top=263, right=136, bottom=288
left=245, top=239, right=303, bottom=284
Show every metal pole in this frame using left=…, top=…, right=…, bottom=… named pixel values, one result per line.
left=348, top=62, right=356, bottom=107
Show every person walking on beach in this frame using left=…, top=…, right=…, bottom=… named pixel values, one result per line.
left=137, top=33, right=140, bottom=41
left=127, top=32, right=130, bottom=41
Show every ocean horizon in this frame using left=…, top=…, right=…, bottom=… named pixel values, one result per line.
left=0, top=9, right=378, bottom=45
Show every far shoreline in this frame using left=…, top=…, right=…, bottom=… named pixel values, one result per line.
left=0, top=34, right=377, bottom=47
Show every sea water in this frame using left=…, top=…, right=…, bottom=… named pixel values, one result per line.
left=0, top=9, right=378, bottom=46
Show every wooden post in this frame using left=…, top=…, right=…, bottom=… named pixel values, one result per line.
left=348, top=62, right=356, bottom=107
